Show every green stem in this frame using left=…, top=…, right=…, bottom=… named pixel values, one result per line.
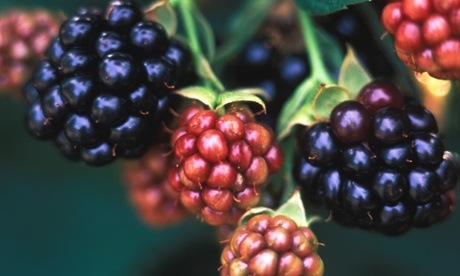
left=178, top=0, right=200, bottom=60
left=176, top=0, right=225, bottom=92
left=297, top=9, right=335, bottom=84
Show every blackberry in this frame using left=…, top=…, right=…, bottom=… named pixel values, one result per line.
left=220, top=214, right=323, bottom=276
left=24, top=0, right=193, bottom=166
left=169, top=105, right=284, bottom=226
left=320, top=6, right=395, bottom=79
left=224, top=36, right=310, bottom=129
left=294, top=80, right=458, bottom=235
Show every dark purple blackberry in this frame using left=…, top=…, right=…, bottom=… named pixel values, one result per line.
left=341, top=143, right=376, bottom=176
left=90, top=94, right=128, bottom=126
left=357, top=80, right=404, bottom=114
left=23, top=82, right=41, bottom=105
left=60, top=75, right=96, bottom=112
left=99, top=52, right=138, bottom=88
left=55, top=131, right=79, bottom=160
left=294, top=80, right=458, bottom=235
left=316, top=168, right=342, bottom=209
left=59, top=48, right=95, bottom=75
left=105, top=0, right=142, bottom=32
left=372, top=169, right=406, bottom=205
left=372, top=107, right=411, bottom=145
left=81, top=142, right=115, bottom=166
left=379, top=142, right=414, bottom=171
left=32, top=60, right=59, bottom=94
left=95, top=31, right=126, bottom=58
left=279, top=54, right=310, bottom=88
left=46, top=37, right=66, bottom=65
left=342, top=178, right=376, bottom=218
left=320, top=7, right=395, bottom=79
left=59, top=16, right=99, bottom=48
left=299, top=122, right=339, bottom=167
left=23, top=0, right=194, bottom=166
left=376, top=202, right=414, bottom=236
left=330, top=100, right=370, bottom=145
left=42, top=85, right=69, bottom=122
left=293, top=154, right=322, bottom=196
left=27, top=101, right=60, bottom=139
left=143, top=57, right=177, bottom=91
left=130, top=21, right=168, bottom=55
left=223, top=36, right=310, bottom=129
left=412, top=133, right=444, bottom=168
left=404, top=103, right=438, bottom=133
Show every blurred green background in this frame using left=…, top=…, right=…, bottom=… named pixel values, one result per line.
left=1, top=0, right=460, bottom=275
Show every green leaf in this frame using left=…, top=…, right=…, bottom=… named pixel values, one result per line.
left=312, top=84, right=351, bottom=120
left=275, top=190, right=309, bottom=227
left=215, top=91, right=266, bottom=112
left=174, top=86, right=217, bottom=109
left=195, top=55, right=225, bottom=92
left=144, top=1, right=177, bottom=37
left=277, top=104, right=315, bottom=141
left=238, top=207, right=276, bottom=226
left=277, top=77, right=321, bottom=140
left=315, top=27, right=344, bottom=79
left=338, top=46, right=372, bottom=98
left=191, top=3, right=216, bottom=61
left=295, top=0, right=369, bottom=15
left=227, top=88, right=271, bottom=101
left=214, top=0, right=276, bottom=68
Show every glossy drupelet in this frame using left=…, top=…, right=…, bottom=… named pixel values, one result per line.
left=220, top=214, right=324, bottom=276
left=294, top=80, right=458, bottom=235
left=169, top=105, right=284, bottom=226
left=24, top=0, right=193, bottom=166
left=381, top=0, right=460, bottom=79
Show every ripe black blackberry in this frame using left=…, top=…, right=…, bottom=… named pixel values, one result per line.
left=224, top=36, right=310, bottom=129
left=24, top=0, right=193, bottom=166
left=294, top=80, right=458, bottom=235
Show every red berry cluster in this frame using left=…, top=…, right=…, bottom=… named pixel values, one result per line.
left=169, top=105, right=284, bottom=225
left=220, top=214, right=323, bottom=276
left=123, top=144, right=186, bottom=227
left=0, top=10, right=59, bottom=94
left=382, top=0, right=460, bottom=79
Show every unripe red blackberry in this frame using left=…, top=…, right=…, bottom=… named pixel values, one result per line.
left=381, top=0, right=460, bottom=79
left=170, top=105, right=284, bottom=226
left=23, top=0, right=194, bottom=166
left=220, top=214, right=324, bottom=276
left=0, top=10, right=59, bottom=96
left=123, top=144, right=186, bottom=227
left=294, top=80, right=458, bottom=235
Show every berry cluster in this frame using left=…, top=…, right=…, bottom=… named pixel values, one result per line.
left=294, top=80, right=458, bottom=235
left=169, top=105, right=284, bottom=225
left=226, top=36, right=310, bottom=128
left=24, top=0, right=193, bottom=166
left=320, top=6, right=395, bottom=79
left=123, top=144, right=186, bottom=227
left=220, top=214, right=323, bottom=276
left=382, top=0, right=460, bottom=79
left=0, top=10, right=59, bottom=94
